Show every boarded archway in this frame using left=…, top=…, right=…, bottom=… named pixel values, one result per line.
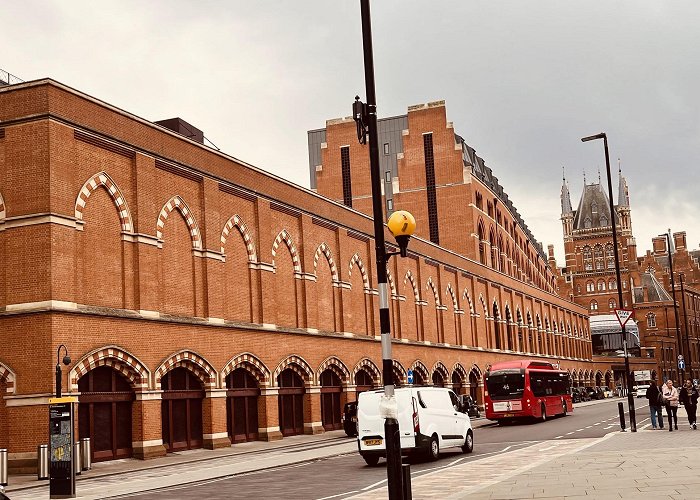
left=161, top=367, right=204, bottom=452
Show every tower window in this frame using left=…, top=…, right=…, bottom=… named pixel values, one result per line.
left=385, top=171, right=391, bottom=183
left=340, top=146, right=352, bottom=208
left=383, top=143, right=389, bottom=155
left=423, top=133, right=439, bottom=244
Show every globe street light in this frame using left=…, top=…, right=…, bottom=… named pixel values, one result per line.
left=581, top=132, right=636, bottom=432
left=55, top=344, right=71, bottom=398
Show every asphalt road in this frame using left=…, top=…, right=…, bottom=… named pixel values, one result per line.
left=123, top=398, right=648, bottom=500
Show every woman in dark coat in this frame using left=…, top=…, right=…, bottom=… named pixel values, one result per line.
left=645, top=380, right=664, bottom=429
left=679, top=379, right=699, bottom=430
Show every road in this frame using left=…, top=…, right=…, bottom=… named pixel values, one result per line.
left=122, top=398, right=648, bottom=500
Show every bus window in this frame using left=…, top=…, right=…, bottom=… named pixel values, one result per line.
left=485, top=371, right=525, bottom=400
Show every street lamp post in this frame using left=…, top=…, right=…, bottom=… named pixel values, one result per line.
left=679, top=273, right=693, bottom=379
left=55, top=345, right=71, bottom=398
left=581, top=132, right=636, bottom=432
left=354, top=2, right=416, bottom=497
left=661, top=231, right=685, bottom=381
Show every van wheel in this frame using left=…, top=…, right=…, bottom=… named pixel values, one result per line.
left=362, top=454, right=380, bottom=467
left=562, top=400, right=568, bottom=416
left=428, top=435, right=440, bottom=461
left=461, top=430, right=474, bottom=454
left=540, top=404, right=547, bottom=422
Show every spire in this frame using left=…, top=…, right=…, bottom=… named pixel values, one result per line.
left=617, top=160, right=629, bottom=208
left=561, top=168, right=573, bottom=216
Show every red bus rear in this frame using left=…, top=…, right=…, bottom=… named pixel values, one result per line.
left=484, top=360, right=573, bottom=422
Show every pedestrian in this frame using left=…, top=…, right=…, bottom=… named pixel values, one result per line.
left=645, top=379, right=664, bottom=429
left=662, top=379, right=679, bottom=431
left=679, top=379, right=698, bottom=430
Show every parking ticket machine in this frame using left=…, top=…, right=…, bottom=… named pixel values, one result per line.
left=49, top=397, right=76, bottom=499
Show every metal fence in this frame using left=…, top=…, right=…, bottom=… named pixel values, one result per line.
left=0, top=68, right=23, bottom=86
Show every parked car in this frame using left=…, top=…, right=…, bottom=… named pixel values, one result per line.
left=593, top=387, right=606, bottom=400
left=636, top=384, right=650, bottom=398
left=571, top=388, right=582, bottom=403
left=357, top=386, right=473, bottom=465
left=602, top=387, right=614, bottom=398
left=342, top=401, right=358, bottom=437
left=460, top=394, right=480, bottom=418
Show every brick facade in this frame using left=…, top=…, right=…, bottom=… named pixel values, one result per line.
left=1, top=80, right=591, bottom=472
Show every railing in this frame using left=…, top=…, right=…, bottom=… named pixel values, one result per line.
left=0, top=68, right=23, bottom=86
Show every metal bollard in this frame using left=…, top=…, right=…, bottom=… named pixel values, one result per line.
left=401, top=462, right=412, bottom=500
left=73, top=442, right=81, bottom=476
left=0, top=449, right=8, bottom=487
left=618, top=402, right=626, bottom=432
left=37, top=444, right=49, bottom=480
left=80, top=438, right=91, bottom=471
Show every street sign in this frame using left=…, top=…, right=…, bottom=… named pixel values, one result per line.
left=679, top=359, right=686, bottom=370
left=614, top=309, right=633, bottom=327
left=407, top=369, right=414, bottom=385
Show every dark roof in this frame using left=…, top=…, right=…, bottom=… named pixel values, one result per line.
left=633, top=272, right=672, bottom=303
left=573, top=183, right=617, bottom=230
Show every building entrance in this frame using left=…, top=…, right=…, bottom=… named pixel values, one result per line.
left=278, top=369, right=305, bottom=436
left=161, top=367, right=204, bottom=451
left=320, top=370, right=342, bottom=431
left=226, top=368, right=260, bottom=443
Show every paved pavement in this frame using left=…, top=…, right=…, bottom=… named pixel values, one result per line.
left=353, top=426, right=700, bottom=499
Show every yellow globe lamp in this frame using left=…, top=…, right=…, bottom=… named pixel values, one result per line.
left=387, top=210, right=416, bottom=257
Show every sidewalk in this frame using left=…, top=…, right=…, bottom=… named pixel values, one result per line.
left=354, top=425, right=700, bottom=499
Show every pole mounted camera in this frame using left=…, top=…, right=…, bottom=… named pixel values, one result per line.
left=353, top=96, right=368, bottom=145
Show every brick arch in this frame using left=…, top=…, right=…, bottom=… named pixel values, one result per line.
left=452, top=362, right=468, bottom=384
left=462, top=291, right=475, bottom=314
left=74, top=171, right=133, bottom=232
left=0, top=360, right=16, bottom=394
left=479, top=294, right=488, bottom=317
left=316, top=356, right=350, bottom=384
left=393, top=360, right=407, bottom=383
left=445, top=283, right=459, bottom=310
left=70, top=346, right=150, bottom=391
left=313, top=243, right=339, bottom=281
left=431, top=361, right=449, bottom=382
left=410, top=360, right=429, bottom=382
left=156, top=195, right=202, bottom=249
left=221, top=352, right=271, bottom=387
left=386, top=269, right=397, bottom=297
left=0, top=189, right=5, bottom=221
left=155, top=350, right=217, bottom=390
left=272, top=355, right=314, bottom=386
left=353, top=358, right=381, bottom=385
left=469, top=364, right=483, bottom=380
left=404, top=270, right=420, bottom=301
left=220, top=214, right=257, bottom=261
left=271, top=229, right=302, bottom=273
left=349, top=253, right=370, bottom=290
left=426, top=277, right=441, bottom=306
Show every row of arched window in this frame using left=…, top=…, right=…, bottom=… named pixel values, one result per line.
left=581, top=243, right=616, bottom=272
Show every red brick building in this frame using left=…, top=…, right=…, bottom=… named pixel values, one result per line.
left=0, top=82, right=594, bottom=473
left=556, top=174, right=700, bottom=384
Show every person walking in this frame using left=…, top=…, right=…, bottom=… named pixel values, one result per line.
left=662, top=379, right=679, bottom=431
left=679, top=379, right=698, bottom=430
left=645, top=380, right=664, bottom=429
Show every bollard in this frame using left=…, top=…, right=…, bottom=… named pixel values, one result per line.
left=617, top=402, right=626, bottom=432
left=401, top=463, right=412, bottom=500
left=0, top=449, right=8, bottom=487
left=37, top=444, right=49, bottom=480
left=80, top=438, right=91, bottom=471
left=73, top=442, right=81, bottom=476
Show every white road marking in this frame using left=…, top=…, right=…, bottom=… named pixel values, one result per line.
left=603, top=425, right=615, bottom=430
left=316, top=491, right=360, bottom=500
left=447, top=457, right=467, bottom=466
left=554, top=435, right=564, bottom=439
left=594, top=422, right=601, bottom=425
left=585, top=425, right=593, bottom=429
left=566, top=431, right=575, bottom=435
left=500, top=445, right=513, bottom=452
left=576, top=428, right=585, bottom=432
left=539, top=446, right=556, bottom=451
left=361, top=478, right=387, bottom=491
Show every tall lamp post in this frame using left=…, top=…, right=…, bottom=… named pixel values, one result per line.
left=679, top=273, right=693, bottom=379
left=660, top=231, right=685, bottom=381
left=354, top=1, right=416, bottom=496
left=581, top=132, right=636, bottom=432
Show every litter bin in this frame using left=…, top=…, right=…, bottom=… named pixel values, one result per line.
left=37, top=444, right=49, bottom=480
left=80, top=438, right=91, bottom=471
left=0, top=449, right=8, bottom=487
left=73, top=442, right=81, bottom=476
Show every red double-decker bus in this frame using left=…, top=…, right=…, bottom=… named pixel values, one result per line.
left=484, top=360, right=573, bottom=423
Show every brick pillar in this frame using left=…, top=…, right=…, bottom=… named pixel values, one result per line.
left=257, top=388, right=283, bottom=441
left=203, top=389, right=231, bottom=449
left=6, top=403, right=47, bottom=474
left=304, top=386, right=324, bottom=435
left=132, top=392, right=167, bottom=460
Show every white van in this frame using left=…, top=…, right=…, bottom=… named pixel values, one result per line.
left=357, top=387, right=473, bottom=466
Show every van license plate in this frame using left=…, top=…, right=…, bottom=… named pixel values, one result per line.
left=364, top=439, right=383, bottom=446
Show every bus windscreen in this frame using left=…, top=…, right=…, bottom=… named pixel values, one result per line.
left=486, top=371, right=525, bottom=400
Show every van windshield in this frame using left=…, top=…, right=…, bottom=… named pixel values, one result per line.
left=486, top=370, right=525, bottom=400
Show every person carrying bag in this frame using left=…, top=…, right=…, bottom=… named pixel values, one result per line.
left=662, top=379, right=679, bottom=431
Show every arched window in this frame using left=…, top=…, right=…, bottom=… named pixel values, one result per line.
left=590, top=300, right=598, bottom=311
left=606, top=244, right=615, bottom=269
left=584, top=217, right=592, bottom=229
left=576, top=284, right=581, bottom=294
left=608, top=279, right=617, bottom=290
left=608, top=299, right=616, bottom=309
left=591, top=201, right=598, bottom=213
left=647, top=313, right=656, bottom=328
left=597, top=280, right=606, bottom=292
left=600, top=215, right=608, bottom=226
left=583, top=246, right=593, bottom=271
left=586, top=281, right=594, bottom=293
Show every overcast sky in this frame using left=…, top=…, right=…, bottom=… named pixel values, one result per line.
left=3, top=1, right=699, bottom=263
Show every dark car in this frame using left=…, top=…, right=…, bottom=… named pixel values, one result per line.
left=571, top=388, right=582, bottom=403
left=575, top=387, right=591, bottom=402
left=342, top=401, right=358, bottom=437
left=460, top=395, right=480, bottom=418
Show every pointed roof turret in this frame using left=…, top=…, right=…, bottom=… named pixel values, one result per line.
left=573, top=181, right=615, bottom=230
left=561, top=168, right=573, bottom=216
left=617, top=160, right=629, bottom=208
